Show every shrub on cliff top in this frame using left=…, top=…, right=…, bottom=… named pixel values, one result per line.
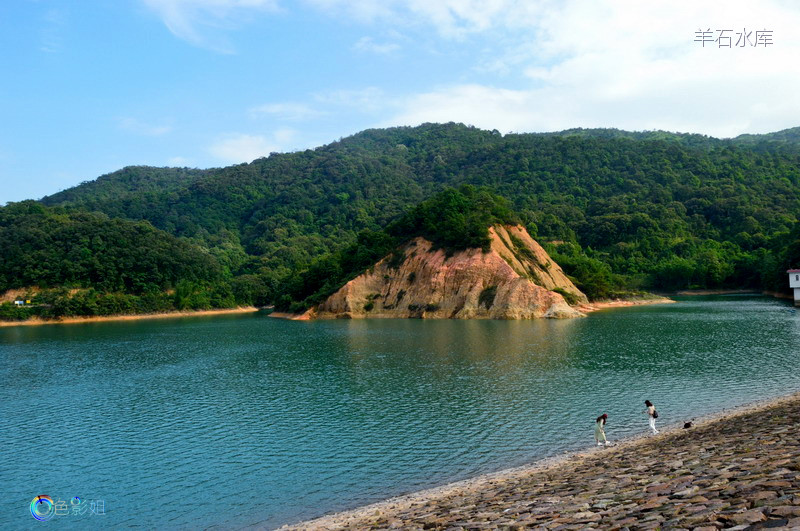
left=387, top=185, right=519, bottom=253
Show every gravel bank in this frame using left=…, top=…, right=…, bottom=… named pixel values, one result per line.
left=280, top=392, right=800, bottom=530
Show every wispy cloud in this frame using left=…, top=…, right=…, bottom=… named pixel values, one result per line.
left=209, top=129, right=297, bottom=163
left=141, top=0, right=280, bottom=52
left=305, top=0, right=515, bottom=38
left=167, top=156, right=192, bottom=166
left=248, top=103, right=324, bottom=121
left=119, top=118, right=172, bottom=136
left=40, top=8, right=67, bottom=53
left=302, top=0, right=396, bottom=23
left=248, top=89, right=394, bottom=133
left=353, top=36, right=400, bottom=54
left=142, top=0, right=519, bottom=52
left=313, top=87, right=388, bottom=113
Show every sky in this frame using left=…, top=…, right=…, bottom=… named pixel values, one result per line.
left=1, top=0, right=799, bottom=203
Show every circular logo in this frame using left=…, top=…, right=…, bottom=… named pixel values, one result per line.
left=30, top=495, right=54, bottom=521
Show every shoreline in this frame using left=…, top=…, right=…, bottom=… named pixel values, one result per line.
left=676, top=289, right=761, bottom=296
left=577, top=295, right=675, bottom=313
left=271, top=296, right=678, bottom=321
left=0, top=306, right=260, bottom=328
left=280, top=390, right=800, bottom=530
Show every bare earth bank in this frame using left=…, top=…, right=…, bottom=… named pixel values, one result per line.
left=577, top=296, right=676, bottom=314
left=0, top=306, right=260, bottom=327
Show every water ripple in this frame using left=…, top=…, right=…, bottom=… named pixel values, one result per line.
left=2, top=296, right=800, bottom=529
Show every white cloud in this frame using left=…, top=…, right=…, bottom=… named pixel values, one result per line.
left=272, top=128, right=297, bottom=144
left=301, top=0, right=396, bottom=23
left=313, top=87, right=388, bottom=113
left=382, top=0, right=800, bottom=137
left=40, top=8, right=66, bottom=53
left=353, top=36, right=400, bottom=54
left=141, top=0, right=279, bottom=51
left=143, top=0, right=524, bottom=50
left=210, top=134, right=277, bottom=162
left=305, top=0, right=515, bottom=37
left=248, top=103, right=324, bottom=121
left=385, top=85, right=537, bottom=132
left=142, top=0, right=800, bottom=137
left=401, top=0, right=510, bottom=38
left=209, top=129, right=297, bottom=163
left=119, top=118, right=172, bottom=136
left=167, top=156, right=191, bottom=166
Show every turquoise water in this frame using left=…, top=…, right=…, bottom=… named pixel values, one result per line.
left=2, top=295, right=800, bottom=529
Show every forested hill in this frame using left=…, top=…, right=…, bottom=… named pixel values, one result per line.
left=43, top=166, right=210, bottom=207
left=0, top=202, right=235, bottom=320
left=38, top=123, right=800, bottom=286
left=542, top=126, right=800, bottom=151
left=2, top=122, right=799, bottom=319
left=732, top=127, right=800, bottom=149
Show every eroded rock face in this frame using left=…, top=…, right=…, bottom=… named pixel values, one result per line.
left=313, top=225, right=587, bottom=320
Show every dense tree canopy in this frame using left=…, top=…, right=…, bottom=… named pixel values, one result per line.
left=0, top=202, right=236, bottom=319
left=387, top=185, right=519, bottom=252
left=0, top=201, right=223, bottom=293
left=1, top=122, right=798, bottom=318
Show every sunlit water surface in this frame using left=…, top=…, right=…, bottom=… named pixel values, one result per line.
left=2, top=295, right=799, bottom=529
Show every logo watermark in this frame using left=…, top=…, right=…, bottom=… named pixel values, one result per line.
left=694, top=28, right=773, bottom=48
left=30, top=496, right=105, bottom=521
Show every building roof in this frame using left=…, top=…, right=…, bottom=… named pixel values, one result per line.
left=788, top=269, right=800, bottom=273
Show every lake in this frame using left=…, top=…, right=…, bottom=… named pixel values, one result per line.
left=2, top=295, right=799, bottom=529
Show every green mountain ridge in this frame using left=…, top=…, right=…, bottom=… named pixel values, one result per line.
left=732, top=126, right=800, bottom=147
left=40, top=125, right=800, bottom=212
left=3, top=122, right=800, bottom=319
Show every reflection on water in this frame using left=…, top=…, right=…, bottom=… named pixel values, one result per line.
left=1, top=296, right=799, bottom=529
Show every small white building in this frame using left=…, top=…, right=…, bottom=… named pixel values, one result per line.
left=789, top=269, right=800, bottom=306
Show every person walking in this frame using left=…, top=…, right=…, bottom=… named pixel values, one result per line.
left=595, top=413, right=610, bottom=446
left=645, top=400, right=659, bottom=434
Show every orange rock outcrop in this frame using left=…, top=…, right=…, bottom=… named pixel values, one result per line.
left=309, top=225, right=587, bottom=320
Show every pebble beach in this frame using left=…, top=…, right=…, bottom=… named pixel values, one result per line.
left=281, top=393, right=800, bottom=530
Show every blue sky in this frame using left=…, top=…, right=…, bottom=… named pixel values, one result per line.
left=2, top=0, right=799, bottom=203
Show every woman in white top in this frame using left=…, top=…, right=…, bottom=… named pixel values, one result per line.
left=645, top=400, right=658, bottom=434
left=595, top=413, right=610, bottom=446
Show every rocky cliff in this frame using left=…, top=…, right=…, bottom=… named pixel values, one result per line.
left=308, top=225, right=587, bottom=320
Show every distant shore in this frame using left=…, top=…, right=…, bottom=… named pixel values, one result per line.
left=0, top=296, right=676, bottom=327
left=677, top=289, right=796, bottom=302
left=676, top=288, right=760, bottom=295
left=280, top=390, right=800, bottom=530
left=0, top=306, right=260, bottom=328
left=577, top=295, right=675, bottom=313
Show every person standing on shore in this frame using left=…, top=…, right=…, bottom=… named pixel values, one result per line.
left=595, top=414, right=610, bottom=446
left=645, top=400, right=659, bottom=434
